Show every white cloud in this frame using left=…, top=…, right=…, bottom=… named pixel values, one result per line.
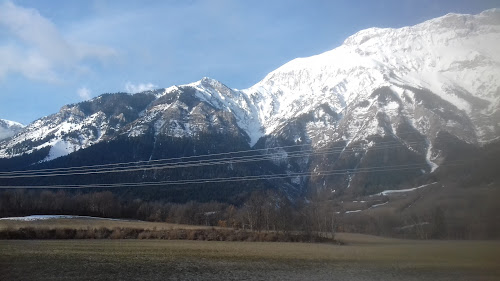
left=0, top=44, right=57, bottom=82
left=77, top=87, right=92, bottom=100
left=125, top=82, right=158, bottom=93
left=0, top=1, right=116, bottom=82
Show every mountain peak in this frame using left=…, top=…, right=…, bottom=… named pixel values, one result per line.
left=0, top=119, right=24, bottom=141
left=0, top=119, right=24, bottom=128
left=200, top=76, right=218, bottom=83
left=245, top=9, right=499, bottom=143
left=189, top=77, right=229, bottom=89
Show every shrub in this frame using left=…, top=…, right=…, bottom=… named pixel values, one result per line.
left=0, top=226, right=337, bottom=243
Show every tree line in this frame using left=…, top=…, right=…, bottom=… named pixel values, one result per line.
left=1, top=187, right=498, bottom=240
left=0, top=189, right=335, bottom=238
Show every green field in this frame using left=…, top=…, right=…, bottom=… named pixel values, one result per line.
left=1, top=236, right=499, bottom=280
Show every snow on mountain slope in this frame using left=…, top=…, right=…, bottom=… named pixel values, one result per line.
left=0, top=119, right=24, bottom=141
left=0, top=92, right=157, bottom=160
left=243, top=9, right=500, bottom=144
left=0, top=106, right=111, bottom=160
left=1, top=9, right=499, bottom=170
left=189, top=78, right=262, bottom=145
left=124, top=79, right=253, bottom=144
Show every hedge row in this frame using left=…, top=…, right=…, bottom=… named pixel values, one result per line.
left=0, top=227, right=336, bottom=243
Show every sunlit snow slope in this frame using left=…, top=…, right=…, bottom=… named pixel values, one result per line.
left=243, top=9, right=500, bottom=145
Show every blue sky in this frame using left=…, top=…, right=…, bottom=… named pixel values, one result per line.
left=0, top=0, right=498, bottom=124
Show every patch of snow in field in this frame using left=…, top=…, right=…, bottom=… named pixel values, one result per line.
left=397, top=222, right=429, bottom=230
left=369, top=201, right=389, bottom=208
left=0, top=215, right=133, bottom=221
left=374, top=182, right=437, bottom=196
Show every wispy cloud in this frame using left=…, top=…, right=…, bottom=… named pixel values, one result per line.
left=0, top=1, right=116, bottom=82
left=77, top=87, right=92, bottom=100
left=125, top=82, right=157, bottom=93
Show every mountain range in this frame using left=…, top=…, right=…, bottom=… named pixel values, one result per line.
left=1, top=9, right=499, bottom=203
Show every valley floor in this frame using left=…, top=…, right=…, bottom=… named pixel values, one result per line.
left=1, top=236, right=499, bottom=281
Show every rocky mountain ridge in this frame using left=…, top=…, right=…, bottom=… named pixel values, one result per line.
left=1, top=9, right=499, bottom=200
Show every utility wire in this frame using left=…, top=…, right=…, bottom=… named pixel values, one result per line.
left=0, top=140, right=420, bottom=176
left=0, top=162, right=437, bottom=189
left=0, top=130, right=426, bottom=176
left=0, top=159, right=475, bottom=189
left=0, top=140, right=426, bottom=178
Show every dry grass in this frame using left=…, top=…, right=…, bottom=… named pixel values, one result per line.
left=1, top=218, right=499, bottom=280
left=0, top=217, right=212, bottom=231
left=0, top=217, right=333, bottom=242
left=335, top=232, right=410, bottom=244
left=1, top=237, right=499, bottom=280
left=334, top=234, right=500, bottom=272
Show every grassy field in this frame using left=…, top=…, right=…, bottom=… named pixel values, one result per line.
left=0, top=217, right=211, bottom=231
left=1, top=236, right=499, bottom=280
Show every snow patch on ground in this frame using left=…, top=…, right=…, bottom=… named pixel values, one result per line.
left=397, top=222, right=430, bottom=230
left=0, top=215, right=135, bottom=221
left=374, top=182, right=438, bottom=196
left=370, top=201, right=389, bottom=208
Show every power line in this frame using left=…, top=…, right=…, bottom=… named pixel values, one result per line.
left=1, top=158, right=478, bottom=190
left=0, top=140, right=426, bottom=178
left=0, top=130, right=426, bottom=176
left=0, top=140, right=421, bottom=177
left=0, top=143, right=312, bottom=175
left=0, top=162, right=435, bottom=189
left=2, top=159, right=477, bottom=190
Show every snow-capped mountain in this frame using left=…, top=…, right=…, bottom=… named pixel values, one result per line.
left=0, top=119, right=24, bottom=141
left=1, top=9, right=499, bottom=199
left=0, top=92, right=158, bottom=161
left=245, top=8, right=499, bottom=144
